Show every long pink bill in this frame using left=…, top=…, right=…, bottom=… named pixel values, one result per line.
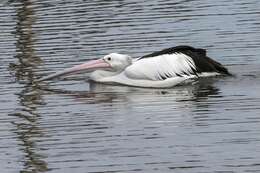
left=38, top=59, right=110, bottom=82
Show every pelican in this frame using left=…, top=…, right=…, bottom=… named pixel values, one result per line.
left=39, top=46, right=230, bottom=88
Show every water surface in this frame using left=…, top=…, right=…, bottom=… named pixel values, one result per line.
left=1, top=0, right=260, bottom=172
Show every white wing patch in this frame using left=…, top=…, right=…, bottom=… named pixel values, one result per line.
left=124, top=53, right=197, bottom=80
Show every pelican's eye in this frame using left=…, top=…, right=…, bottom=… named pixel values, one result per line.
left=107, top=57, right=111, bottom=61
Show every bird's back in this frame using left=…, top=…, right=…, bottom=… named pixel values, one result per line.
left=139, top=45, right=230, bottom=75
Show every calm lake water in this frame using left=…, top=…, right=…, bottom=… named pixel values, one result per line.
left=1, top=0, right=260, bottom=172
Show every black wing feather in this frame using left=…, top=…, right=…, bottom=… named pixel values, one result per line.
left=140, top=45, right=230, bottom=75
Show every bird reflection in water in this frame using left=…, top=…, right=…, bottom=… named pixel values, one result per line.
left=8, top=0, right=48, bottom=172
left=38, top=77, right=221, bottom=106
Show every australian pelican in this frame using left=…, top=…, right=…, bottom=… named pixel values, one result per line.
left=39, top=46, right=230, bottom=88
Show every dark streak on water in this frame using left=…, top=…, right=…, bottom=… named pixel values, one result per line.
left=1, top=0, right=260, bottom=172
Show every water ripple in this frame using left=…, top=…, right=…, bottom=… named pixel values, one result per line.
left=1, top=0, right=260, bottom=172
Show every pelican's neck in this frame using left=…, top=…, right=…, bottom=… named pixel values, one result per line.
left=90, top=70, right=120, bottom=82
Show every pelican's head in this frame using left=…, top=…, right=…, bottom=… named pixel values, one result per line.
left=38, top=53, right=132, bottom=82
left=103, top=53, right=132, bottom=71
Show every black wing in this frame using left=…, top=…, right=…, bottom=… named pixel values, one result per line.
left=140, top=45, right=230, bottom=75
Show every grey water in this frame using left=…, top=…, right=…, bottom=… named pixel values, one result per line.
left=1, top=0, right=260, bottom=172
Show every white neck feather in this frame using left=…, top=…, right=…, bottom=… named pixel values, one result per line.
left=90, top=70, right=119, bottom=82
